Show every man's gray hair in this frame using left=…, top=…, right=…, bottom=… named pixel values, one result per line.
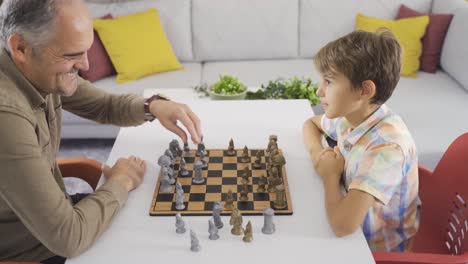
left=0, top=0, right=59, bottom=53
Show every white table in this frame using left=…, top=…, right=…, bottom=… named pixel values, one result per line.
left=66, top=94, right=374, bottom=264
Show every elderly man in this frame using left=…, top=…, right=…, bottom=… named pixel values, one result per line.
left=0, top=0, right=202, bottom=263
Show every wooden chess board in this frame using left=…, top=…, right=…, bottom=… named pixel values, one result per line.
left=149, top=148, right=293, bottom=216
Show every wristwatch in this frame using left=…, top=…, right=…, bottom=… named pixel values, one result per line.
left=144, top=93, right=171, bottom=121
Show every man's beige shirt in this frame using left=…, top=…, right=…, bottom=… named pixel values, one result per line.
left=0, top=49, right=147, bottom=261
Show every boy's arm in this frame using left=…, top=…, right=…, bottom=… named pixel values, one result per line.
left=323, top=176, right=375, bottom=237
left=303, top=114, right=326, bottom=164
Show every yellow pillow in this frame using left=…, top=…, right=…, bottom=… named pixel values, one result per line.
left=93, top=9, right=183, bottom=84
left=356, top=13, right=429, bottom=77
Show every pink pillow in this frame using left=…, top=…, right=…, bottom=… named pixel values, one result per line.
left=397, top=4, right=453, bottom=73
left=79, top=14, right=116, bottom=82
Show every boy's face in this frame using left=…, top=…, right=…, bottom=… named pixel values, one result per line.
left=316, top=71, right=363, bottom=119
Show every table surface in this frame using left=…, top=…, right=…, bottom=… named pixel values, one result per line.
left=66, top=92, right=374, bottom=264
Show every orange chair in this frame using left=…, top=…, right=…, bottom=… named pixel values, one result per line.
left=1, top=158, right=102, bottom=264
left=374, top=133, right=468, bottom=264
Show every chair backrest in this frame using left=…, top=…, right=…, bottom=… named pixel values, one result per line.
left=413, top=133, right=468, bottom=255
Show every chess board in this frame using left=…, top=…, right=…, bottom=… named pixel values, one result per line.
left=149, top=148, right=293, bottom=216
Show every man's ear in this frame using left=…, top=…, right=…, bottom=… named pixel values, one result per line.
left=360, top=80, right=376, bottom=101
left=7, top=33, right=31, bottom=64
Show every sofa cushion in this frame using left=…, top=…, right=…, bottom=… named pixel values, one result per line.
left=192, top=0, right=298, bottom=61
left=440, top=7, right=468, bottom=91
left=397, top=4, right=453, bottom=73
left=202, top=60, right=321, bottom=87
left=79, top=14, right=116, bottom=82
left=93, top=9, right=183, bottom=84
left=356, top=13, right=429, bottom=77
left=387, top=71, right=468, bottom=169
left=85, top=0, right=193, bottom=61
left=299, top=0, right=432, bottom=58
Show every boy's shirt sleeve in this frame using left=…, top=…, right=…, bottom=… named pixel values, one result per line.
left=348, top=143, right=405, bottom=205
left=320, top=115, right=340, bottom=141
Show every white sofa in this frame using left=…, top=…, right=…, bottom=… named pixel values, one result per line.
left=64, top=0, right=468, bottom=170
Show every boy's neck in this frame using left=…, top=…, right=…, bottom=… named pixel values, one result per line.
left=345, top=104, right=380, bottom=129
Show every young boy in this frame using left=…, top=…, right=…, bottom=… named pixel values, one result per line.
left=303, top=29, right=420, bottom=252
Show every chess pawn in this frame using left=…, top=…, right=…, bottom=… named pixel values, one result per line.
left=192, top=161, right=205, bottom=184
left=226, top=138, right=236, bottom=156
left=190, top=230, right=201, bottom=252
left=243, top=221, right=253, bottom=243
left=175, top=213, right=186, bottom=234
left=256, top=175, right=267, bottom=193
left=196, top=141, right=207, bottom=157
left=262, top=208, right=275, bottom=234
left=230, top=208, right=243, bottom=236
left=241, top=166, right=250, bottom=184
left=212, top=201, right=224, bottom=229
left=273, top=184, right=287, bottom=209
left=175, top=191, right=185, bottom=210
left=179, top=158, right=189, bottom=177
left=199, top=151, right=208, bottom=168
left=240, top=146, right=250, bottom=163
left=183, top=142, right=190, bottom=155
left=252, top=151, right=262, bottom=169
left=175, top=181, right=184, bottom=194
left=208, top=219, right=220, bottom=240
left=239, top=184, right=249, bottom=201
left=224, top=189, right=234, bottom=210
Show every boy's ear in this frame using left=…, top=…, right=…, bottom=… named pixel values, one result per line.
left=360, top=80, right=376, bottom=100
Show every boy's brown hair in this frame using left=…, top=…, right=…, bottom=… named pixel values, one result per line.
left=313, top=29, right=402, bottom=105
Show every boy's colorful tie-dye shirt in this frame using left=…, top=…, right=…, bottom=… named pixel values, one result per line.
left=321, top=104, right=420, bottom=252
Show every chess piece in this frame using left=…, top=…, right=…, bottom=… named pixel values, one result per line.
left=240, top=146, right=250, bottom=163
left=208, top=219, right=220, bottom=240
left=271, top=151, right=286, bottom=178
left=179, top=157, right=189, bottom=177
left=200, top=151, right=208, bottom=168
left=159, top=174, right=172, bottom=193
left=175, top=190, right=185, bottom=210
left=158, top=155, right=175, bottom=184
left=169, top=139, right=182, bottom=158
left=266, top=135, right=278, bottom=153
left=243, top=221, right=253, bottom=243
left=212, top=201, right=224, bottom=229
left=256, top=175, right=267, bottom=193
left=190, top=230, right=201, bottom=252
left=192, top=161, right=205, bottom=184
left=253, top=151, right=262, bottom=169
left=226, top=138, right=236, bottom=156
left=175, top=181, right=184, bottom=195
left=183, top=142, right=190, bottom=155
left=241, top=166, right=251, bottom=184
left=239, top=184, right=249, bottom=201
left=273, top=184, right=287, bottom=209
left=175, top=213, right=186, bottom=234
left=268, top=166, right=280, bottom=193
left=262, top=208, right=275, bottom=234
left=224, top=189, right=234, bottom=210
left=164, top=149, right=176, bottom=166
left=196, top=141, right=207, bottom=157
left=230, top=208, right=243, bottom=236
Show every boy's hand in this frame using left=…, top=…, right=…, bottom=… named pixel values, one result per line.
left=315, top=147, right=345, bottom=185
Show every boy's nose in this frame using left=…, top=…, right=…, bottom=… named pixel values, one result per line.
left=317, top=82, right=326, bottom=97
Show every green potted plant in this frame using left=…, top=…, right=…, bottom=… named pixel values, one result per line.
left=193, top=75, right=247, bottom=100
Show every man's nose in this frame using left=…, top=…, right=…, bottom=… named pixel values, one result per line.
left=75, top=52, right=90, bottom=71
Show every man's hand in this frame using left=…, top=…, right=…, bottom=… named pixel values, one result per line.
left=102, top=156, right=146, bottom=192
left=149, top=100, right=202, bottom=144
left=315, top=146, right=345, bottom=185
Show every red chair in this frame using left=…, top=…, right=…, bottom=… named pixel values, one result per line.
left=1, top=158, right=102, bottom=264
left=374, top=133, right=468, bottom=264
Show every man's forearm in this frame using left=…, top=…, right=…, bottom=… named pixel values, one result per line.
left=303, top=118, right=325, bottom=162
